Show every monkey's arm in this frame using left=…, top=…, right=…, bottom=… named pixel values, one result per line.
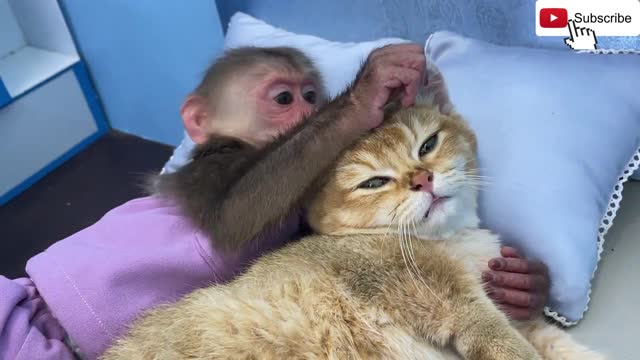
left=213, top=93, right=366, bottom=251
left=158, top=44, right=425, bottom=252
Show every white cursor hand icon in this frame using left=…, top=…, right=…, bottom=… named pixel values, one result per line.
left=564, top=19, right=598, bottom=50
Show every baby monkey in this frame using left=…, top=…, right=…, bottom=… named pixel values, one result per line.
left=152, top=45, right=426, bottom=253
left=151, top=45, right=549, bottom=321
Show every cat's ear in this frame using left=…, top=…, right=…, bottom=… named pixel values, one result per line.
left=415, top=58, right=455, bottom=115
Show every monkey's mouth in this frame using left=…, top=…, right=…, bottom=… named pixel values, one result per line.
left=424, top=196, right=451, bottom=218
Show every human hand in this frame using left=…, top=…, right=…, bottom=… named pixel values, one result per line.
left=350, top=43, right=426, bottom=131
left=482, top=246, right=550, bottom=321
left=564, top=19, right=598, bottom=50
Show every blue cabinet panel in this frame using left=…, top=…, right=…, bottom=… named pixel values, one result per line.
left=0, top=78, right=9, bottom=109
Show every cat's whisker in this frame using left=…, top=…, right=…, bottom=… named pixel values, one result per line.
left=461, top=173, right=493, bottom=182
left=407, top=224, right=427, bottom=289
left=387, top=198, right=414, bottom=261
left=388, top=202, right=403, bottom=218
left=407, top=218, right=443, bottom=303
left=463, top=172, right=491, bottom=178
left=458, top=166, right=490, bottom=175
left=397, top=221, right=420, bottom=291
left=405, top=221, right=422, bottom=277
left=379, top=212, right=398, bottom=260
left=459, top=181, right=489, bottom=190
left=400, top=217, right=435, bottom=300
left=460, top=178, right=491, bottom=186
left=463, top=176, right=492, bottom=183
left=399, top=220, right=426, bottom=293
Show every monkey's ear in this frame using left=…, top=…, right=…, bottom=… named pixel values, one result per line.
left=181, top=95, right=211, bottom=144
left=415, top=58, right=455, bottom=115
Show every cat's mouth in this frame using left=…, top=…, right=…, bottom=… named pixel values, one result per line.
left=424, top=196, right=451, bottom=218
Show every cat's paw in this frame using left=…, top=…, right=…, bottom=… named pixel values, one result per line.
left=536, top=336, right=607, bottom=360
left=541, top=345, right=607, bottom=360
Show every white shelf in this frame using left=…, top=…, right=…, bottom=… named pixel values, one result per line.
left=0, top=46, right=78, bottom=97
left=0, top=0, right=25, bottom=56
left=0, top=0, right=79, bottom=100
left=0, top=0, right=104, bottom=205
left=0, top=70, right=99, bottom=197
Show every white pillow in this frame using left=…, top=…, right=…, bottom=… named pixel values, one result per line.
left=425, top=31, right=640, bottom=325
left=224, top=12, right=408, bottom=98
left=163, top=13, right=640, bottom=326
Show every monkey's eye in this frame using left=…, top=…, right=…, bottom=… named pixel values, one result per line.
left=303, top=90, right=316, bottom=104
left=419, top=132, right=439, bottom=157
left=357, top=177, right=391, bottom=189
left=274, top=91, right=293, bottom=105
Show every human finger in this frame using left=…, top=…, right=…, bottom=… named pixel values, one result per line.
left=501, top=305, right=535, bottom=321
left=380, top=66, right=422, bottom=93
left=500, top=246, right=522, bottom=258
left=374, top=43, right=424, bottom=57
left=488, top=287, right=545, bottom=310
left=483, top=271, right=548, bottom=291
left=377, top=51, right=426, bottom=74
left=488, top=257, right=547, bottom=275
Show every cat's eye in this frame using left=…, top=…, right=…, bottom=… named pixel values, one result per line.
left=419, top=132, right=439, bottom=157
left=274, top=91, right=293, bottom=105
left=357, top=177, right=391, bottom=189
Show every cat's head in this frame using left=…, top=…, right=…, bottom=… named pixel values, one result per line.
left=307, top=62, right=480, bottom=239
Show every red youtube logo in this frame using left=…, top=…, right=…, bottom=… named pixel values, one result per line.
left=540, top=8, right=568, bottom=28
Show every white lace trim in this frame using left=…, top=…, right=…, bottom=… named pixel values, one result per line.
left=576, top=48, right=640, bottom=55
left=545, top=145, right=640, bottom=326
left=543, top=47, right=640, bottom=326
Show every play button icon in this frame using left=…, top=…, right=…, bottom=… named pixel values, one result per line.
left=540, top=8, right=569, bottom=28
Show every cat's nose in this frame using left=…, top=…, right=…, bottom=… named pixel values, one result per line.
left=409, top=170, right=433, bottom=192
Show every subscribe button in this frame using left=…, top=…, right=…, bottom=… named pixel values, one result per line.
left=536, top=0, right=640, bottom=36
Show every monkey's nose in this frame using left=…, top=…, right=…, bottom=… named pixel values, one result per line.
left=409, top=170, right=433, bottom=192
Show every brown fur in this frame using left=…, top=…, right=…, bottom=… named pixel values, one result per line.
left=149, top=87, right=359, bottom=253
left=149, top=47, right=372, bottom=252
left=194, top=46, right=327, bottom=107
left=148, top=135, right=259, bottom=253
left=103, top=63, right=605, bottom=360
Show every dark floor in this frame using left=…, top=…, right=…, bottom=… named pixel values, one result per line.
left=0, top=130, right=174, bottom=278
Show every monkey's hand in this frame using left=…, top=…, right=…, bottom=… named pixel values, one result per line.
left=350, top=43, right=426, bottom=131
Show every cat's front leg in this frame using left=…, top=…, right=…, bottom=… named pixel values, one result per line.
left=448, top=297, right=541, bottom=360
left=381, top=240, right=540, bottom=359
left=516, top=319, right=607, bottom=360
left=390, top=271, right=540, bottom=359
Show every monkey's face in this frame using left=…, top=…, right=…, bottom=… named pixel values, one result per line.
left=307, top=104, right=480, bottom=239
left=247, top=71, right=322, bottom=145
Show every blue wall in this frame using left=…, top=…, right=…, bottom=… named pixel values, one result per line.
left=60, top=0, right=225, bottom=146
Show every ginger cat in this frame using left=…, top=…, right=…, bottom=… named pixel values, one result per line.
left=101, top=63, right=605, bottom=360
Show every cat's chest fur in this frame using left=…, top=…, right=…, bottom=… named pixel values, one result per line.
left=437, top=228, right=503, bottom=279
left=283, top=226, right=503, bottom=313
left=322, top=227, right=502, bottom=283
